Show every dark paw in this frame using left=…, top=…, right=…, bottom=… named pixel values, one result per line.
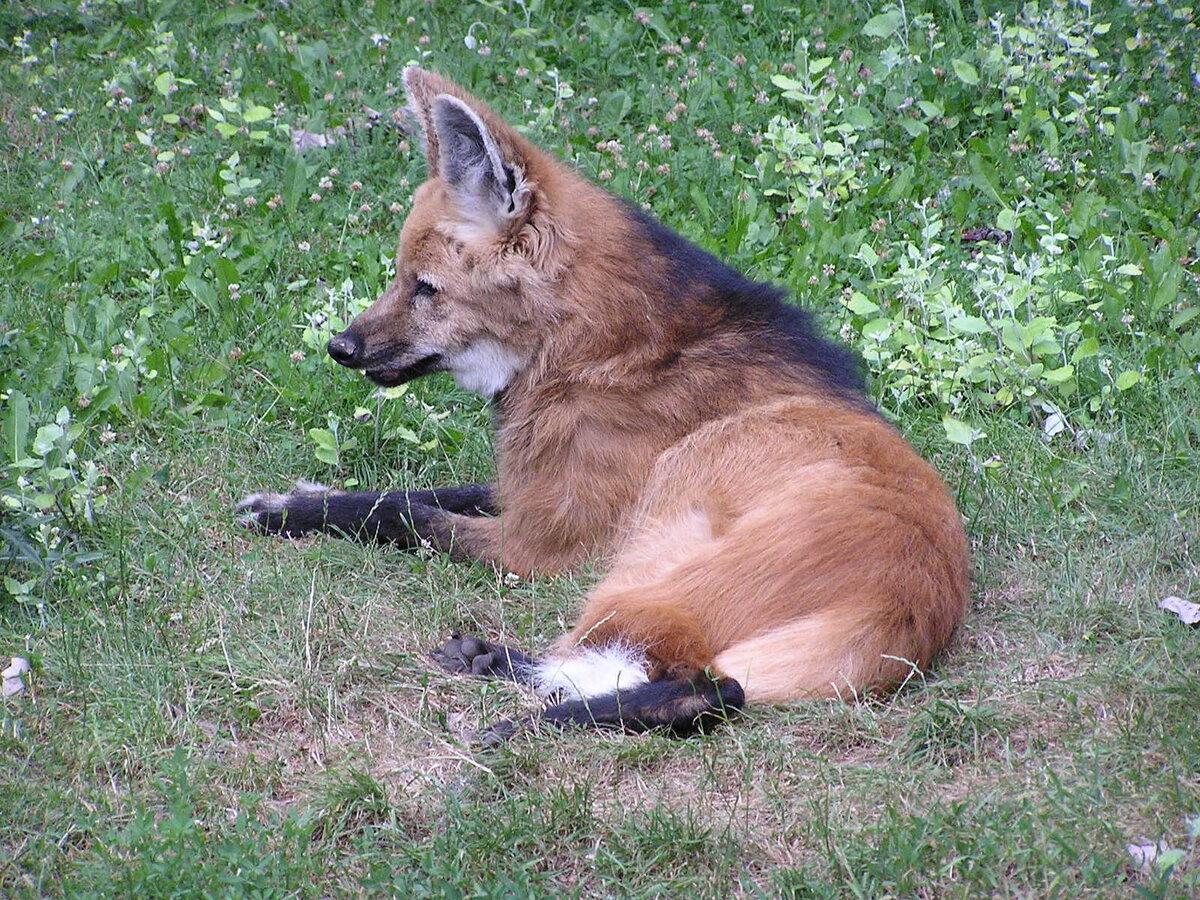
left=433, top=633, right=506, bottom=677
left=477, top=717, right=523, bottom=747
left=235, top=481, right=327, bottom=537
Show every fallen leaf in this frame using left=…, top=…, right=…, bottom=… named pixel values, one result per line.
left=2, top=657, right=31, bottom=679
left=1127, top=839, right=1169, bottom=871
left=3, top=656, right=30, bottom=697
left=291, top=128, right=338, bottom=152
left=1159, top=595, right=1200, bottom=625
left=1042, top=411, right=1067, bottom=438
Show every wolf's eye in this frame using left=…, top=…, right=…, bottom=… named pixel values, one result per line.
left=411, top=279, right=437, bottom=306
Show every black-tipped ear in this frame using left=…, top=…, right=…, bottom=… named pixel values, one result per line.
left=432, top=95, right=527, bottom=224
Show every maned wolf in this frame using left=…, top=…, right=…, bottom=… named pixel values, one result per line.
left=239, top=67, right=970, bottom=740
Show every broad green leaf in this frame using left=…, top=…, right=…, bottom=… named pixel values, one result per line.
left=1151, top=267, right=1181, bottom=311
left=771, top=74, right=805, bottom=92
left=843, top=106, right=874, bottom=128
left=4, top=577, right=32, bottom=597
left=969, top=153, right=1003, bottom=202
left=4, top=391, right=30, bottom=463
left=951, top=58, right=979, bottom=85
left=600, top=90, right=631, bottom=126
left=1043, top=364, right=1075, bottom=384
left=647, top=11, right=674, bottom=43
left=283, top=155, right=307, bottom=212
left=309, top=428, right=339, bottom=465
left=1156, top=848, right=1186, bottom=871
left=388, top=425, right=419, bottom=443
left=1168, top=308, right=1198, bottom=330
left=863, top=9, right=904, bottom=38
left=153, top=71, right=176, bottom=96
left=33, top=423, right=64, bottom=457
left=942, top=415, right=979, bottom=446
left=308, top=428, right=337, bottom=449
left=1001, top=323, right=1025, bottom=354
left=1115, top=371, right=1143, bottom=390
left=242, top=105, right=272, bottom=122
left=213, top=257, right=240, bottom=287
left=862, top=318, right=893, bottom=340
left=845, top=292, right=879, bottom=316
left=1070, top=337, right=1100, bottom=362
left=950, top=315, right=989, bottom=335
left=212, top=4, right=259, bottom=26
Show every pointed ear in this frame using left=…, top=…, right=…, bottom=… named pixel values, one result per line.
left=431, top=94, right=530, bottom=226
left=402, top=65, right=448, bottom=172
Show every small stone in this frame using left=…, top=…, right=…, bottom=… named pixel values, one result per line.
left=2, top=657, right=30, bottom=679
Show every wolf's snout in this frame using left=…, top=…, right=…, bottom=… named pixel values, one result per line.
left=327, top=333, right=361, bottom=367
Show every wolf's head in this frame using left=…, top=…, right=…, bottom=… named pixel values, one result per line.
left=327, top=68, right=577, bottom=397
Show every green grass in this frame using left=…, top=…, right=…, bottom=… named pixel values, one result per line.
left=2, top=0, right=1199, bottom=896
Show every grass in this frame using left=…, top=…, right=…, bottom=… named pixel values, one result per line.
left=2, top=0, right=1199, bottom=896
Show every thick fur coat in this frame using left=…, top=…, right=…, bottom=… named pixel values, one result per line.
left=240, top=68, right=971, bottom=735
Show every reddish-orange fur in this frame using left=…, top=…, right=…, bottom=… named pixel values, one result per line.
left=346, top=69, right=971, bottom=702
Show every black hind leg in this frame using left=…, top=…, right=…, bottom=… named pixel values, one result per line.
left=543, top=672, right=745, bottom=734
left=481, top=672, right=745, bottom=745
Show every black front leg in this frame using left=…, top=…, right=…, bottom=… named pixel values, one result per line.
left=237, top=482, right=495, bottom=544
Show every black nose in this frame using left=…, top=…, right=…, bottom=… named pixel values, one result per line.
left=327, top=333, right=361, bottom=366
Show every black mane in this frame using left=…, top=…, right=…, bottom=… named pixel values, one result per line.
left=625, top=203, right=867, bottom=397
